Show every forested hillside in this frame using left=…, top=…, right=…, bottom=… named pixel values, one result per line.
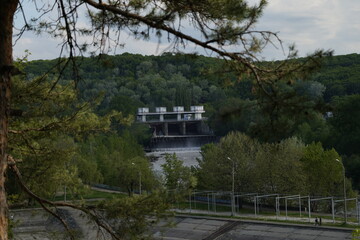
left=25, top=53, right=251, bottom=113
left=25, top=53, right=360, bottom=108
left=312, top=53, right=360, bottom=101
left=22, top=53, right=360, bottom=190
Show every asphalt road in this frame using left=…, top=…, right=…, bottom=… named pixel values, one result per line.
left=11, top=208, right=353, bottom=240
left=153, top=216, right=353, bottom=240
left=217, top=222, right=352, bottom=240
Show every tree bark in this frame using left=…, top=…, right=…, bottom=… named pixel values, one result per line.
left=0, top=0, right=19, bottom=239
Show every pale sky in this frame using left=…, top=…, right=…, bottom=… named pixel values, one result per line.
left=13, top=0, right=360, bottom=61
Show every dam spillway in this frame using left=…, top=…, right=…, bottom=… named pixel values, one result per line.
left=137, top=106, right=217, bottom=151
left=147, top=135, right=217, bottom=151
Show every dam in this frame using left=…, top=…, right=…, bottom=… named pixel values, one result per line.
left=137, top=106, right=217, bottom=170
left=137, top=106, right=217, bottom=151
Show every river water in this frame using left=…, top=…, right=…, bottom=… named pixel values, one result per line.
left=146, top=148, right=202, bottom=173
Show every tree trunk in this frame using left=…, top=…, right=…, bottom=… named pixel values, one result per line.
left=0, top=1, right=19, bottom=239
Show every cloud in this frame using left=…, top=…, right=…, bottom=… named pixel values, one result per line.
left=13, top=0, right=360, bottom=60
left=257, top=0, right=360, bottom=58
left=14, top=33, right=62, bottom=60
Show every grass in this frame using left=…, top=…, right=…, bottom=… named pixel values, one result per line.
left=10, top=188, right=127, bottom=209
left=175, top=201, right=272, bottom=214
left=175, top=201, right=233, bottom=212
left=53, top=188, right=126, bottom=201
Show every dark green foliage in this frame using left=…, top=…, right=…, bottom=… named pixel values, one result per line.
left=23, top=53, right=360, bottom=192
left=23, top=52, right=360, bottom=148
left=326, top=94, right=360, bottom=191
left=294, top=116, right=331, bottom=144
left=24, top=53, right=232, bottom=112
left=209, top=98, right=260, bottom=136
left=300, top=142, right=344, bottom=197
left=161, top=153, right=197, bottom=192
left=98, top=192, right=171, bottom=239
left=311, top=53, right=360, bottom=101
left=9, top=60, right=173, bottom=238
left=197, top=132, right=353, bottom=197
left=327, top=94, right=360, bottom=156
left=23, top=53, right=360, bottom=111
left=76, top=133, right=158, bottom=195
left=8, top=74, right=114, bottom=201
left=344, top=155, right=360, bottom=190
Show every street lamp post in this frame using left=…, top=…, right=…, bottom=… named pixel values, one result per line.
left=336, top=158, right=347, bottom=224
left=227, top=157, right=235, bottom=216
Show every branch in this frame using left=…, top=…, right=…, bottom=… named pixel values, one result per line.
left=82, top=0, right=254, bottom=64
left=8, top=155, right=122, bottom=240
left=8, top=101, right=90, bottom=135
left=81, top=0, right=275, bottom=99
left=39, top=201, right=75, bottom=240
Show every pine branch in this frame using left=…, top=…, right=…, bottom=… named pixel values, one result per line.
left=8, top=155, right=122, bottom=240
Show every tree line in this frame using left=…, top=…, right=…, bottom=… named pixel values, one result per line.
left=196, top=132, right=353, bottom=198
left=23, top=53, right=360, bottom=191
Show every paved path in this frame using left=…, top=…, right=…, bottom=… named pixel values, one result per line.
left=152, top=217, right=227, bottom=239
left=11, top=208, right=355, bottom=240
left=218, top=222, right=352, bottom=240
left=154, top=215, right=353, bottom=240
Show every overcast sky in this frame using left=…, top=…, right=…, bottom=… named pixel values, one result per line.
left=13, top=0, right=360, bottom=61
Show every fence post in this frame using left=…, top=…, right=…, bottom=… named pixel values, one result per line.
left=308, top=197, right=311, bottom=223
left=254, top=196, right=257, bottom=217
left=208, top=193, right=210, bottom=213
left=189, top=193, right=192, bottom=213
left=332, top=197, right=335, bottom=223
left=299, top=196, right=302, bottom=218
left=194, top=192, right=197, bottom=210
left=213, top=193, right=216, bottom=213
left=285, top=198, right=288, bottom=220
left=275, top=197, right=280, bottom=219
left=356, top=198, right=360, bottom=225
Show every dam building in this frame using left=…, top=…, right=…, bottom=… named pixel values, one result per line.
left=137, top=106, right=217, bottom=150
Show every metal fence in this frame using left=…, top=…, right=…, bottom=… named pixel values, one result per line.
left=182, top=190, right=360, bottom=225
